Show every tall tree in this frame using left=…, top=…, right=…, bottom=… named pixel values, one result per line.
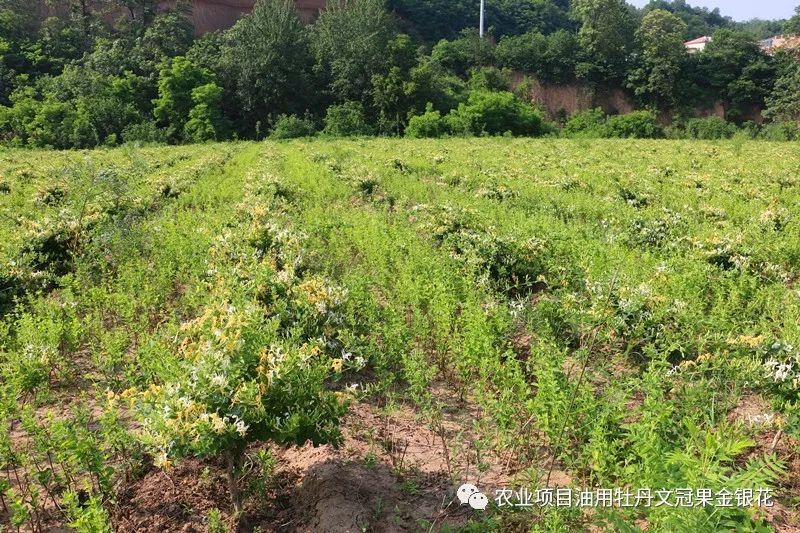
left=628, top=9, right=687, bottom=109
left=764, top=50, right=800, bottom=123
left=221, top=0, right=314, bottom=131
left=0, top=0, right=37, bottom=104
left=153, top=55, right=212, bottom=139
left=431, top=29, right=495, bottom=77
left=786, top=6, right=800, bottom=34
left=311, top=0, right=395, bottom=104
left=114, top=0, right=159, bottom=26
left=369, top=33, right=417, bottom=135
left=641, top=0, right=730, bottom=40
left=694, top=29, right=775, bottom=120
left=572, top=0, right=636, bottom=84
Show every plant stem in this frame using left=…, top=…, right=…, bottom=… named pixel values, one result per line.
left=225, top=449, right=242, bottom=514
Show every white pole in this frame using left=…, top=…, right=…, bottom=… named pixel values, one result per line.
left=479, top=0, right=485, bottom=38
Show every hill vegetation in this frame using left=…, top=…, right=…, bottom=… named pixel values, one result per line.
left=1, top=0, right=800, bottom=148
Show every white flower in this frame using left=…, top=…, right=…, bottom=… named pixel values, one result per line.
left=670, top=299, right=687, bottom=312
left=342, top=351, right=353, bottom=361
left=276, top=269, right=293, bottom=284
left=346, top=383, right=360, bottom=392
left=764, top=358, right=796, bottom=383
left=154, top=450, right=171, bottom=469
left=234, top=418, right=249, bottom=437
left=211, top=374, right=226, bottom=387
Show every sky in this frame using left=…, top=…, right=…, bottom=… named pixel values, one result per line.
left=627, top=0, right=797, bottom=21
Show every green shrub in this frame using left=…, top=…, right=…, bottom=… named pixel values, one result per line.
left=739, top=120, right=761, bottom=139
left=271, top=114, right=317, bottom=139
left=467, top=67, right=511, bottom=92
left=603, top=111, right=662, bottom=139
left=323, top=101, right=373, bottom=136
left=183, top=83, right=231, bottom=143
left=563, top=107, right=607, bottom=137
left=122, top=121, right=168, bottom=144
left=760, top=121, right=800, bottom=141
left=681, top=116, right=738, bottom=139
left=563, top=109, right=662, bottom=139
left=445, top=90, right=546, bottom=137
left=406, top=104, right=447, bottom=138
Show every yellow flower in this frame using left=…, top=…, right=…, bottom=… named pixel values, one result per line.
left=121, top=387, right=137, bottom=399
left=154, top=451, right=173, bottom=471
left=331, top=358, right=343, bottom=373
left=209, top=413, right=226, bottom=434
left=733, top=335, right=765, bottom=348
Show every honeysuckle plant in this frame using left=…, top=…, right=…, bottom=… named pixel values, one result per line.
left=128, top=212, right=352, bottom=512
left=129, top=292, right=347, bottom=510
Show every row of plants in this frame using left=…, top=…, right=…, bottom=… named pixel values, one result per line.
left=0, top=144, right=254, bottom=530
left=563, top=109, right=800, bottom=141
left=284, top=138, right=798, bottom=530
left=2, top=138, right=799, bottom=530
left=270, top=104, right=800, bottom=141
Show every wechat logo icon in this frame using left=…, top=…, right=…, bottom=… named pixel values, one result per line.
left=457, top=483, right=489, bottom=511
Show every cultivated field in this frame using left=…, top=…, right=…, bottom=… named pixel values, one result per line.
left=1, top=139, right=799, bottom=532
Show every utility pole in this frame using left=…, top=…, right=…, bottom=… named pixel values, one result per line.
left=479, top=0, right=485, bottom=37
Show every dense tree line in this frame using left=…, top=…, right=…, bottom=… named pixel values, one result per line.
left=0, top=0, right=799, bottom=147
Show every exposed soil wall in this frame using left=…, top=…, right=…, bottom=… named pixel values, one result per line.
left=34, top=0, right=326, bottom=34
left=511, top=72, right=763, bottom=123
left=511, top=73, right=636, bottom=122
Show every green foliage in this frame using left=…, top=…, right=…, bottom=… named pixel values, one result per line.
left=785, top=6, right=800, bottom=34
left=675, top=116, right=739, bottom=139
left=2, top=138, right=800, bottom=531
left=0, top=0, right=792, bottom=148
left=388, top=0, right=475, bottom=41
left=311, top=0, right=395, bottom=104
left=431, top=29, right=494, bottom=77
left=764, top=56, right=800, bottom=124
left=628, top=9, right=687, bottom=109
left=121, top=120, right=167, bottom=144
left=406, top=103, right=447, bottom=138
left=153, top=56, right=214, bottom=141
left=572, top=0, right=636, bottom=84
left=389, top=0, right=571, bottom=42
left=222, top=0, right=314, bottom=131
left=271, top=114, right=318, bottom=139
left=563, top=109, right=662, bottom=138
left=495, top=29, right=579, bottom=84
left=563, top=107, right=607, bottom=137
left=63, top=491, right=112, bottom=532
left=323, top=101, right=373, bottom=136
left=694, top=29, right=775, bottom=121
left=445, top=90, right=547, bottom=136
left=406, top=57, right=467, bottom=114
left=369, top=34, right=422, bottom=135
left=759, top=121, right=800, bottom=141
left=603, top=110, right=663, bottom=138
left=184, top=83, right=231, bottom=142
left=641, top=0, right=730, bottom=40
left=468, top=67, right=512, bottom=92
left=563, top=108, right=662, bottom=138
